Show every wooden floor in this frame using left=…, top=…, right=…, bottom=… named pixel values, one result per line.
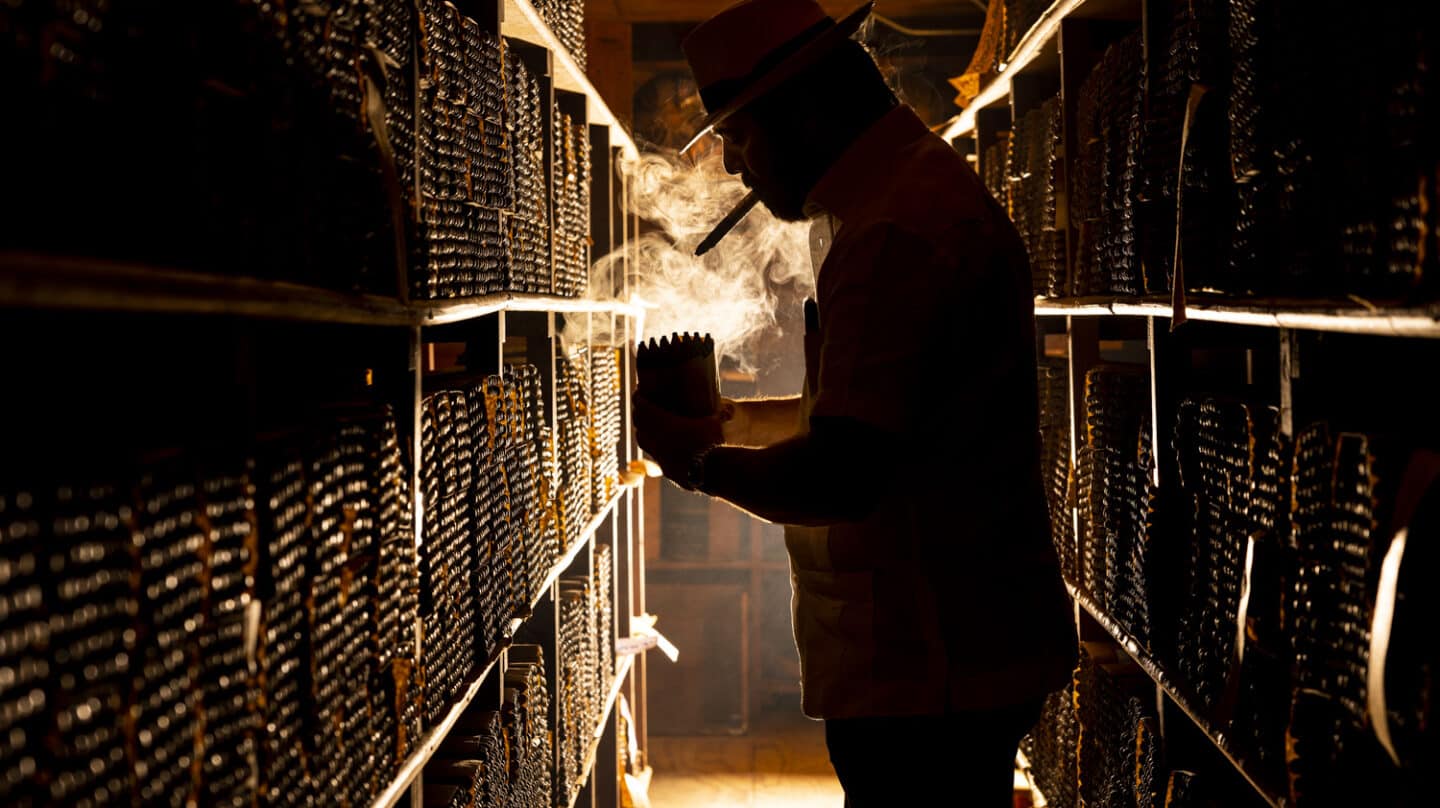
left=646, top=706, right=844, bottom=808
left=644, top=705, right=1040, bottom=808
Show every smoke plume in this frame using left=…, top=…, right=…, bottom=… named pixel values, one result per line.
left=571, top=147, right=814, bottom=378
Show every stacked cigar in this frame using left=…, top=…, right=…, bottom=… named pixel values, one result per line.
left=256, top=447, right=315, bottom=807
left=1075, top=651, right=1142, bottom=808
left=1225, top=0, right=1272, bottom=295
left=368, top=0, right=420, bottom=181
left=309, top=414, right=428, bottom=805
left=256, top=415, right=425, bottom=806
left=1234, top=2, right=1440, bottom=298
left=2, top=2, right=414, bottom=294
left=413, top=0, right=513, bottom=299
left=554, top=111, right=593, bottom=297
left=421, top=390, right=483, bottom=725
left=1021, top=649, right=1171, bottom=808
left=1037, top=359, right=1075, bottom=583
left=476, top=377, right=524, bottom=644
left=982, top=132, right=1010, bottom=207
left=35, top=481, right=142, bottom=807
left=1072, top=31, right=1146, bottom=296
left=1138, top=0, right=1229, bottom=296
left=503, top=364, right=561, bottom=609
left=419, top=367, right=567, bottom=726
left=534, top=0, right=587, bottom=71
left=373, top=417, right=426, bottom=777
left=1226, top=3, right=1273, bottom=306
left=590, top=348, right=624, bottom=511
left=556, top=574, right=600, bottom=805
left=195, top=463, right=262, bottom=807
left=130, top=459, right=205, bottom=808
left=1070, top=50, right=1104, bottom=296
left=551, top=545, right=620, bottom=806
left=306, top=430, right=358, bottom=802
left=964, top=1, right=1437, bottom=299
left=1323, top=5, right=1439, bottom=299
left=506, top=52, right=553, bottom=293
left=1020, top=685, right=1079, bottom=808
left=1135, top=707, right=1164, bottom=808
left=421, top=710, right=506, bottom=808
left=1008, top=97, right=1068, bottom=297
left=495, top=367, right=555, bottom=625
left=1118, top=421, right=1159, bottom=647
left=1069, top=393, right=1440, bottom=801
left=1170, top=399, right=1280, bottom=716
left=507, top=368, right=548, bottom=616
left=1225, top=402, right=1292, bottom=785
left=504, top=646, right=555, bottom=808
left=1075, top=365, right=1152, bottom=646
left=1156, top=0, right=1440, bottom=298
left=1283, top=426, right=1394, bottom=805
left=557, top=347, right=595, bottom=550
left=0, top=410, right=421, bottom=806
left=419, top=645, right=553, bottom=808
left=594, top=543, right=617, bottom=698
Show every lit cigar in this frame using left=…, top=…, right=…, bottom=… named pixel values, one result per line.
left=694, top=190, right=759, bottom=256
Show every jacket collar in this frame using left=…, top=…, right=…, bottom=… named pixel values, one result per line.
left=804, top=104, right=932, bottom=222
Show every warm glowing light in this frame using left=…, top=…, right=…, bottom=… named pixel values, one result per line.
left=562, top=150, right=813, bottom=375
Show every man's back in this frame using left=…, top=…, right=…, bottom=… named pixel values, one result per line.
left=790, top=103, right=1077, bottom=718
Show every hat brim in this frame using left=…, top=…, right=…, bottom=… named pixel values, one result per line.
left=681, top=1, right=875, bottom=155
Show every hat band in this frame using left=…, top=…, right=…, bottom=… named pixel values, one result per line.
left=696, top=17, right=835, bottom=114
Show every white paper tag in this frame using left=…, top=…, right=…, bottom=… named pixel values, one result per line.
left=1369, top=528, right=1408, bottom=766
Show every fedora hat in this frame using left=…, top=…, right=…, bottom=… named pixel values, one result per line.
left=680, top=0, right=875, bottom=154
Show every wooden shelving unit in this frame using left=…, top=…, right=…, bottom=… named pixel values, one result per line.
left=2, top=3, right=654, bottom=808
left=943, top=0, right=1440, bottom=806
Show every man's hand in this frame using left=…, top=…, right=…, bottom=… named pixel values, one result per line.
left=631, top=392, right=727, bottom=490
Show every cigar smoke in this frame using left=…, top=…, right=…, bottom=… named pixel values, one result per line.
left=567, top=149, right=813, bottom=377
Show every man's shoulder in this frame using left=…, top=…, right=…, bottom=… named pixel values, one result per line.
left=857, top=136, right=994, bottom=240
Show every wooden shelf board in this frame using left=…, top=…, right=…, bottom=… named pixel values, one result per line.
left=1033, top=295, right=1440, bottom=337
left=501, top=0, right=638, bottom=159
left=1, top=253, right=643, bottom=326
left=371, top=645, right=507, bottom=808
left=418, top=294, right=645, bottom=325
left=1065, top=582, right=1288, bottom=808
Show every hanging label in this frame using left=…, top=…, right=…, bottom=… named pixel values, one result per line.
left=1368, top=528, right=1408, bottom=767
left=1170, top=83, right=1210, bottom=330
